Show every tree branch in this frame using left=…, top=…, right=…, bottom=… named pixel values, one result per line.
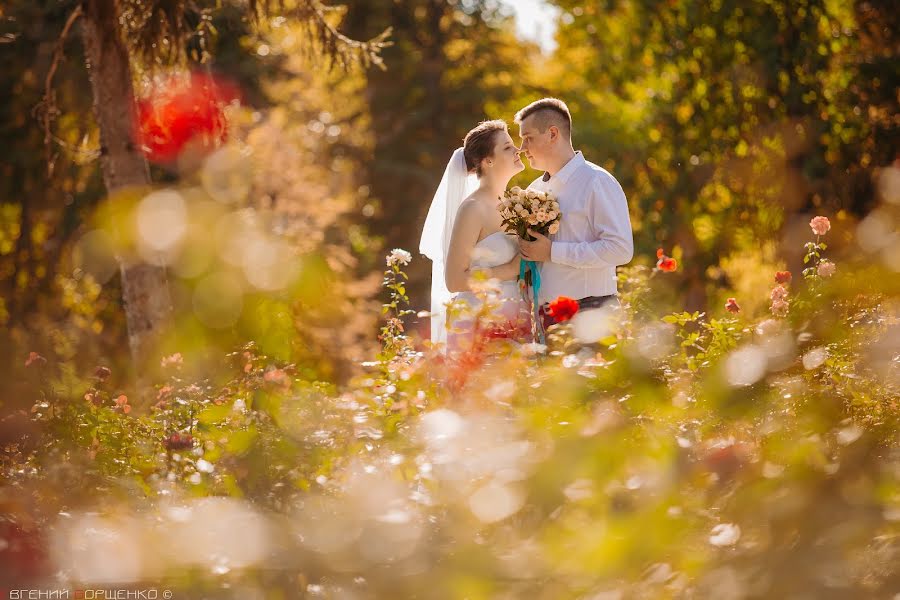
left=35, top=3, right=83, bottom=178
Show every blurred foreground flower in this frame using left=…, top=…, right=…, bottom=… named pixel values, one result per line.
left=770, top=284, right=789, bottom=317
left=656, top=248, right=677, bottom=272
left=113, top=394, right=132, bottom=414
left=25, top=352, right=46, bottom=367
left=547, top=296, right=579, bottom=323
left=724, top=297, right=740, bottom=314
left=709, top=523, right=741, bottom=547
left=386, top=248, right=412, bottom=267
left=809, top=215, right=831, bottom=236
left=817, top=260, right=836, bottom=278
left=136, top=72, right=239, bottom=164
left=160, top=353, right=183, bottom=369
left=164, top=432, right=194, bottom=451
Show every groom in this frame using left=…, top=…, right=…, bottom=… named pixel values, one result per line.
left=515, top=98, right=634, bottom=329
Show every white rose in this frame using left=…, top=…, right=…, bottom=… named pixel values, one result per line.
left=386, top=248, right=412, bottom=267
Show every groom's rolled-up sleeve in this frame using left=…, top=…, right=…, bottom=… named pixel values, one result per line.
left=550, top=173, right=634, bottom=268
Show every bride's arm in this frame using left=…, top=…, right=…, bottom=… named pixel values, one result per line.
left=444, top=201, right=482, bottom=293
left=482, top=252, right=523, bottom=282
left=446, top=203, right=521, bottom=292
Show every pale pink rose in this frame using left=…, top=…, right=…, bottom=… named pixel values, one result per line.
left=817, top=260, right=836, bottom=277
left=527, top=214, right=539, bottom=225
left=510, top=186, right=523, bottom=194
left=770, top=299, right=789, bottom=317
left=548, top=222, right=560, bottom=234
left=548, top=210, right=558, bottom=220
left=770, top=285, right=788, bottom=301
left=809, top=216, right=831, bottom=236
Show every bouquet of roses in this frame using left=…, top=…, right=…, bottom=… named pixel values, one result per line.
left=499, top=186, right=560, bottom=343
left=499, top=186, right=560, bottom=242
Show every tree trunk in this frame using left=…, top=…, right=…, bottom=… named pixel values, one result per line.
left=81, top=0, right=172, bottom=371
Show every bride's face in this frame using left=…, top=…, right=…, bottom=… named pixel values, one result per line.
left=489, top=130, right=524, bottom=179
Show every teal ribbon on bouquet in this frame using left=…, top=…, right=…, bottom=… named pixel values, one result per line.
left=519, top=259, right=546, bottom=344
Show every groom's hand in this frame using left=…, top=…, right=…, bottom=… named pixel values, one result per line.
left=520, top=229, right=551, bottom=262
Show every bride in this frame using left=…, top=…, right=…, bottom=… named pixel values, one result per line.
left=419, top=119, right=529, bottom=350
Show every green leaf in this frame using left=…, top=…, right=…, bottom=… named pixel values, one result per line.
left=226, top=428, right=258, bottom=455
left=197, top=403, right=231, bottom=425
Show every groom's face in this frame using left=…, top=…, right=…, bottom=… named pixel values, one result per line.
left=518, top=116, right=552, bottom=171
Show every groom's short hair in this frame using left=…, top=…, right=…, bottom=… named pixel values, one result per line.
left=514, top=98, right=572, bottom=137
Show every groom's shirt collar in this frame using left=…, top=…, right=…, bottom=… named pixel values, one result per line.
left=541, top=151, right=585, bottom=186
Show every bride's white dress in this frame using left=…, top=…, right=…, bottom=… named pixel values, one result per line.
left=447, top=232, right=529, bottom=351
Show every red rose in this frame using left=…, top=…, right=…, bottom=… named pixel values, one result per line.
left=164, top=432, right=194, bottom=451
left=547, top=296, right=580, bottom=323
left=725, top=297, right=741, bottom=314
left=135, top=72, right=239, bottom=164
left=656, top=248, right=678, bottom=272
left=94, top=366, right=111, bottom=381
left=657, top=257, right=678, bottom=272
left=774, top=271, right=792, bottom=285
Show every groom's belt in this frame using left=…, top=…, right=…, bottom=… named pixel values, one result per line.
left=576, top=294, right=619, bottom=310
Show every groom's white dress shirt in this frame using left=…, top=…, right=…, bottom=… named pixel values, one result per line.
left=527, top=151, right=634, bottom=305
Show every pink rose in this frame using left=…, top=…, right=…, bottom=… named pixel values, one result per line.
left=809, top=216, right=831, bottom=236
left=548, top=222, right=560, bottom=234
left=724, top=298, right=741, bottom=314
left=770, top=285, right=788, bottom=301
left=770, top=299, right=789, bottom=317
left=817, top=260, right=836, bottom=277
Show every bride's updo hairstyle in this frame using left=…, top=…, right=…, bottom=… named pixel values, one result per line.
left=463, top=119, right=508, bottom=178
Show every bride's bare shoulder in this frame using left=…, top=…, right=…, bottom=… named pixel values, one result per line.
left=457, top=193, right=490, bottom=217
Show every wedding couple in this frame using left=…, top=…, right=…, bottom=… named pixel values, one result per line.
left=419, top=98, right=634, bottom=350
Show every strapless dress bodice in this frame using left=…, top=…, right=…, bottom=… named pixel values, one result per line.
left=468, top=231, right=518, bottom=269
